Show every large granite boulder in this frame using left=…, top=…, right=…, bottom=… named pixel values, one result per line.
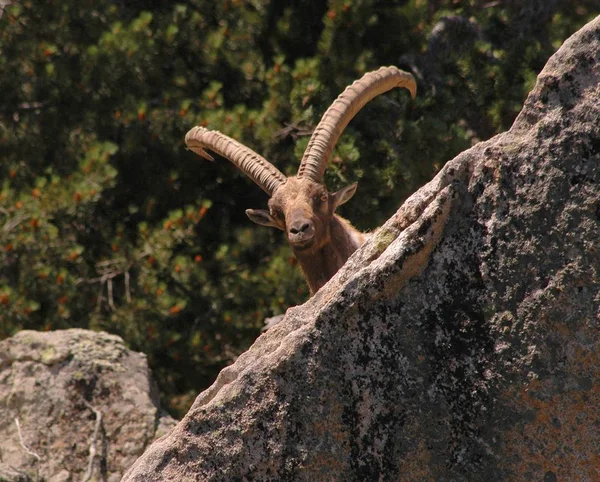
left=123, top=15, right=600, bottom=481
left=0, top=329, right=176, bottom=482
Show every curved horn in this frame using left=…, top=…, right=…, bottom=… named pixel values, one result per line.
left=185, top=126, right=287, bottom=195
left=297, top=66, right=417, bottom=182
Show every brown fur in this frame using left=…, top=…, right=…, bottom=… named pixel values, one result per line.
left=292, top=215, right=366, bottom=294
left=246, top=177, right=366, bottom=294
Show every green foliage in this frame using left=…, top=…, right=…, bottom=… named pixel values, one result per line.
left=0, top=0, right=595, bottom=416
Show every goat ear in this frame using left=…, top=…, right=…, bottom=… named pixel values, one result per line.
left=331, top=183, right=358, bottom=210
left=245, top=209, right=283, bottom=230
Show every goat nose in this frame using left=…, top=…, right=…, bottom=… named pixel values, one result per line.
left=290, top=222, right=310, bottom=235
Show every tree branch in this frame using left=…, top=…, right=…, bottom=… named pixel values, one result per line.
left=2, top=215, right=28, bottom=234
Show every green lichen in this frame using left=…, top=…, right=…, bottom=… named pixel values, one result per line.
left=372, top=226, right=400, bottom=255
left=40, top=346, right=58, bottom=365
left=501, top=141, right=524, bottom=157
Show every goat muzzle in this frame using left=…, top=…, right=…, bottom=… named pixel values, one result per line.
left=288, top=218, right=315, bottom=247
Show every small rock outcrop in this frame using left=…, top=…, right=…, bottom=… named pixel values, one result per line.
left=0, top=329, right=176, bottom=482
left=123, top=15, right=600, bottom=481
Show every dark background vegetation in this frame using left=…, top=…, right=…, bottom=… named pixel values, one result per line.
left=0, top=0, right=596, bottom=417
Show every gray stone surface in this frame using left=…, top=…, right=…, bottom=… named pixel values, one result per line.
left=0, top=329, right=176, bottom=481
left=0, top=463, right=31, bottom=482
left=131, top=16, right=596, bottom=481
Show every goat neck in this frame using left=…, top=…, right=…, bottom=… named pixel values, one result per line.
left=293, top=214, right=364, bottom=294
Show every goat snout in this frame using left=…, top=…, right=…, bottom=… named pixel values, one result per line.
left=290, top=222, right=310, bottom=234
left=288, top=219, right=315, bottom=244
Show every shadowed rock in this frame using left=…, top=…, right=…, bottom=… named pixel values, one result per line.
left=120, top=15, right=598, bottom=480
left=0, top=329, right=176, bottom=482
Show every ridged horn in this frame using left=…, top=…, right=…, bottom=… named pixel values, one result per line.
left=297, top=66, right=417, bottom=182
left=185, top=126, right=287, bottom=195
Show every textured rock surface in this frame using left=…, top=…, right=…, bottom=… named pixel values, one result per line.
left=124, top=17, right=600, bottom=481
left=0, top=329, right=176, bottom=482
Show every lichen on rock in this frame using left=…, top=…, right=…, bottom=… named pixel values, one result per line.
left=0, top=329, right=176, bottom=482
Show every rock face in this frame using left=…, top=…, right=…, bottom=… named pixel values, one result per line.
left=124, top=17, right=600, bottom=481
left=0, top=329, right=176, bottom=482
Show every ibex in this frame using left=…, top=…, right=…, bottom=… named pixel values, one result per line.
left=185, top=66, right=416, bottom=295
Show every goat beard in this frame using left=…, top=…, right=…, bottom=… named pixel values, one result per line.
left=290, top=238, right=315, bottom=252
